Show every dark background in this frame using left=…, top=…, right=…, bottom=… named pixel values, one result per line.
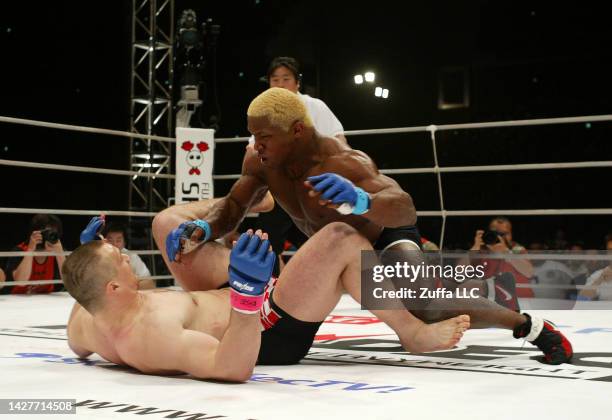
left=0, top=0, right=610, bottom=252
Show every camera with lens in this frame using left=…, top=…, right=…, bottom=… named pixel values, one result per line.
left=40, top=228, right=60, bottom=245
left=482, top=230, right=503, bottom=245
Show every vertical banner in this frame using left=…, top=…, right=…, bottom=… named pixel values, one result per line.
left=175, top=127, right=215, bottom=204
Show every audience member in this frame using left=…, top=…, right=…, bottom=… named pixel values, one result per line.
left=470, top=216, right=534, bottom=298
left=103, top=222, right=155, bottom=290
left=579, top=234, right=612, bottom=301
left=531, top=253, right=574, bottom=299
left=4, top=214, right=65, bottom=294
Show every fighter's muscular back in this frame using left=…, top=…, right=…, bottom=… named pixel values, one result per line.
left=244, top=135, right=399, bottom=243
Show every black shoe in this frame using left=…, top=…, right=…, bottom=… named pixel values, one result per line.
left=513, top=313, right=573, bottom=365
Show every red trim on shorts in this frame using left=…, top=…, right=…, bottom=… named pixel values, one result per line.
left=259, top=277, right=282, bottom=330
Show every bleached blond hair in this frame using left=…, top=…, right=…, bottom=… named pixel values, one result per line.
left=247, top=87, right=313, bottom=132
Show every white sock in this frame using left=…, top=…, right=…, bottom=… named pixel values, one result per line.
left=526, top=315, right=544, bottom=342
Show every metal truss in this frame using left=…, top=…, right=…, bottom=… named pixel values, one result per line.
left=129, top=0, right=174, bottom=212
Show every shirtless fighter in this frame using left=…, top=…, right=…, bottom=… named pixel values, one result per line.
left=159, top=87, right=573, bottom=364
left=64, top=224, right=469, bottom=381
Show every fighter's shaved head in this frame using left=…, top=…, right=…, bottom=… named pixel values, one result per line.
left=62, top=241, right=117, bottom=313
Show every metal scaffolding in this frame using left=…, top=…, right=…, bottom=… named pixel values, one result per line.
left=129, top=0, right=174, bottom=212
left=129, top=0, right=174, bottom=278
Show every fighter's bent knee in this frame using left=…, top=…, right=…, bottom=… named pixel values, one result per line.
left=151, top=211, right=167, bottom=238
left=325, top=221, right=358, bottom=234
left=319, top=222, right=367, bottom=244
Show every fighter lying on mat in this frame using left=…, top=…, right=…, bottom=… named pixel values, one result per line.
left=157, top=87, right=573, bottom=365
left=64, top=224, right=470, bottom=381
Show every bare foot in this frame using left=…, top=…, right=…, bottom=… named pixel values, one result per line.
left=401, top=315, right=470, bottom=353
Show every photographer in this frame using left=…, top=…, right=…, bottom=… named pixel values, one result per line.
left=3, top=214, right=65, bottom=294
left=471, top=216, right=534, bottom=299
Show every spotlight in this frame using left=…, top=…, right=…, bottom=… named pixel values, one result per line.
left=365, top=72, right=375, bottom=82
left=374, top=87, right=382, bottom=97
left=382, top=89, right=389, bottom=99
left=354, top=74, right=364, bottom=84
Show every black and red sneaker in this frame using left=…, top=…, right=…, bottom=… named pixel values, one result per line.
left=513, top=313, right=573, bottom=365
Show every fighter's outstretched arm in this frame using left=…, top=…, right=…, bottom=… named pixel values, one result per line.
left=157, top=149, right=269, bottom=263
left=150, top=230, right=274, bottom=381
left=305, top=150, right=417, bottom=227
left=204, top=175, right=268, bottom=239
left=152, top=311, right=261, bottom=382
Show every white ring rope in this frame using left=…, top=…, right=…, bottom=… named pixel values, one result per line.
left=182, top=114, right=612, bottom=142
left=0, top=250, right=162, bottom=258
left=213, top=160, right=612, bottom=180
left=0, top=115, right=176, bottom=143
left=215, top=136, right=250, bottom=143
left=213, top=174, right=246, bottom=180
left=1, top=206, right=611, bottom=220
left=445, top=252, right=612, bottom=262
left=0, top=275, right=174, bottom=287
left=431, top=209, right=612, bottom=216
left=515, top=284, right=612, bottom=291
left=280, top=250, right=612, bottom=262
left=437, top=161, right=612, bottom=173
left=0, top=159, right=176, bottom=180
left=0, top=207, right=258, bottom=220
left=0, top=207, right=157, bottom=217
left=429, top=126, right=448, bottom=249
left=343, top=114, right=612, bottom=136
left=2, top=278, right=610, bottom=291
left=1, top=249, right=607, bottom=262
left=3, top=206, right=611, bottom=219
left=431, top=114, right=612, bottom=131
